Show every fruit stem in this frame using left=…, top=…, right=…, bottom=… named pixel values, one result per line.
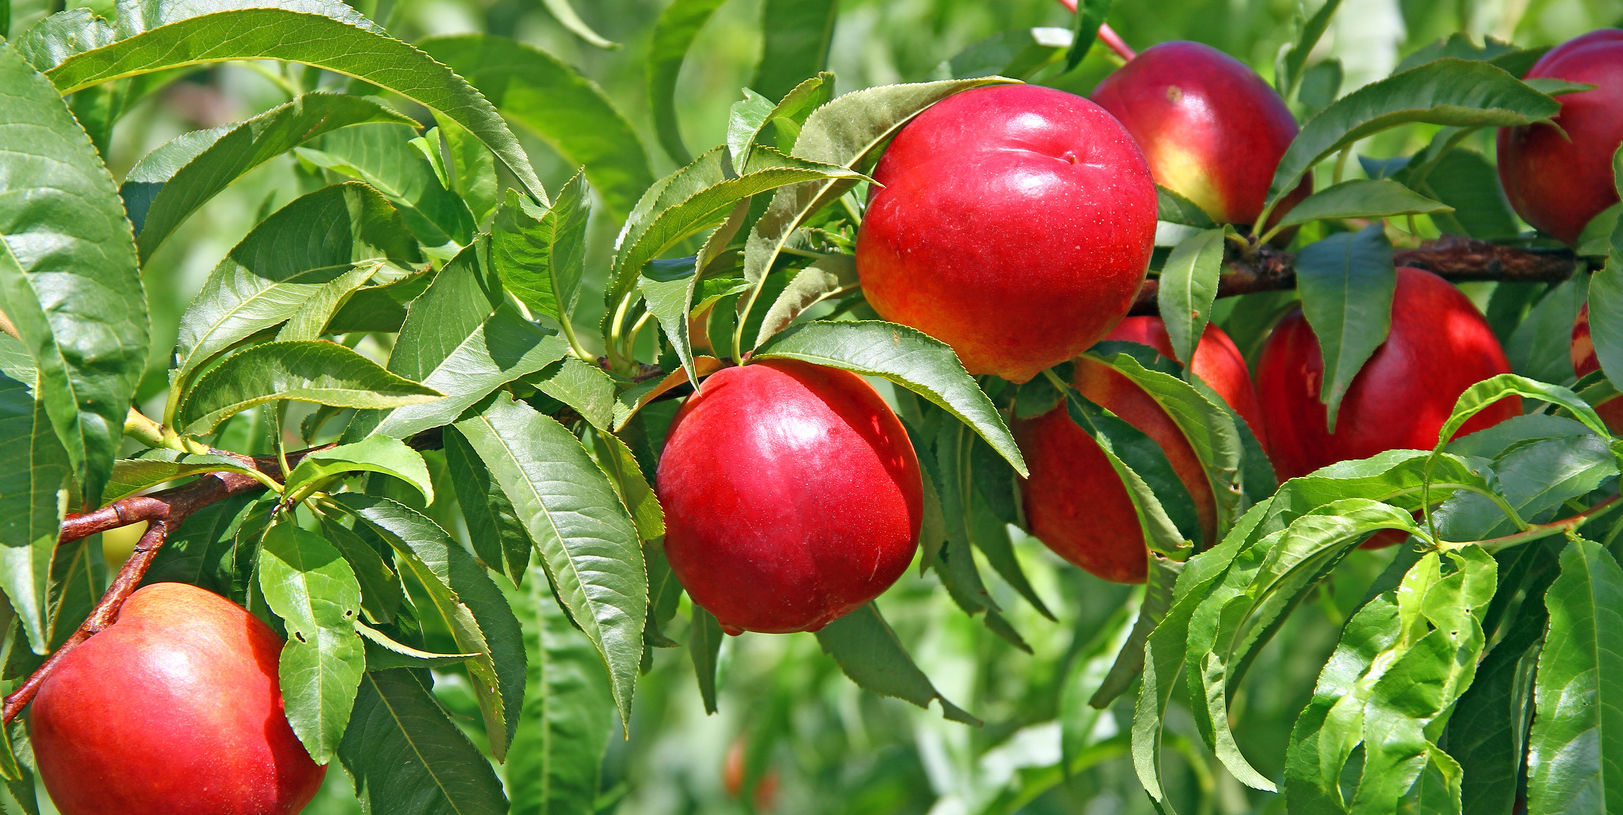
left=1096, top=23, right=1137, bottom=62
left=1448, top=493, right=1622, bottom=551
left=123, top=407, right=170, bottom=449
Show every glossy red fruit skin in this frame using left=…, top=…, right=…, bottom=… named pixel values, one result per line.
left=1570, top=305, right=1623, bottom=428
left=855, top=84, right=1157, bottom=384
left=1016, top=318, right=1264, bottom=583
left=29, top=583, right=325, bottom=815
left=1256, top=266, right=1522, bottom=483
left=1497, top=29, right=1623, bottom=245
left=656, top=360, right=923, bottom=634
left=1091, top=41, right=1311, bottom=229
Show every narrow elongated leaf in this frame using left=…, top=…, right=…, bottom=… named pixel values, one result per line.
left=815, top=603, right=979, bottom=724
left=453, top=394, right=646, bottom=727
left=1273, top=179, right=1452, bottom=231
left=355, top=622, right=478, bottom=670
left=752, top=320, right=1026, bottom=475
left=46, top=4, right=546, bottom=204
left=1294, top=224, right=1396, bottom=428
left=753, top=253, right=859, bottom=348
left=443, top=430, right=531, bottom=583
left=647, top=0, right=730, bottom=163
left=1276, top=0, right=1343, bottom=100
left=1437, top=374, right=1612, bottom=450
left=1266, top=59, right=1562, bottom=210
left=1064, top=0, right=1113, bottom=70
left=104, top=450, right=261, bottom=503
left=331, top=495, right=526, bottom=762
left=540, top=0, right=616, bottom=48
left=1156, top=228, right=1226, bottom=366
left=491, top=177, right=589, bottom=332
left=284, top=436, right=433, bottom=504
left=123, top=92, right=413, bottom=259
left=258, top=523, right=365, bottom=764
left=339, top=670, right=508, bottom=815
left=688, top=607, right=724, bottom=714
left=297, top=124, right=475, bottom=250
left=728, top=73, right=834, bottom=166
left=0, top=39, right=144, bottom=505
left=507, top=565, right=616, bottom=815
left=421, top=34, right=651, bottom=219
left=1091, top=556, right=1182, bottom=707
left=1588, top=219, right=1623, bottom=395
left=0, top=375, right=68, bottom=655
left=314, top=517, right=402, bottom=624
left=170, top=183, right=419, bottom=391
left=752, top=0, right=836, bottom=102
left=177, top=340, right=440, bottom=434
left=1526, top=538, right=1623, bottom=814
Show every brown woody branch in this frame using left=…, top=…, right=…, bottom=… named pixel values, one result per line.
left=1129, top=235, right=1581, bottom=314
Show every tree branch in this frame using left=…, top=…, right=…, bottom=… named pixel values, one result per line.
left=1129, top=235, right=1580, bottom=314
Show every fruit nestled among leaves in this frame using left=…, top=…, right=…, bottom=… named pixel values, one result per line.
left=855, top=84, right=1157, bottom=383
left=1256, top=266, right=1521, bottom=482
left=656, top=360, right=923, bottom=634
left=1497, top=29, right=1623, bottom=244
left=1091, top=41, right=1310, bottom=229
left=28, top=582, right=325, bottom=815
left=1015, top=317, right=1262, bottom=583
left=1570, top=304, right=1623, bottom=429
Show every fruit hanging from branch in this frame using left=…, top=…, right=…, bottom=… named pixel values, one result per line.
left=1091, top=40, right=1311, bottom=231
left=1015, top=317, right=1263, bottom=583
left=1497, top=28, right=1623, bottom=244
left=656, top=360, right=923, bottom=635
left=855, top=84, right=1158, bottom=383
left=27, top=583, right=326, bottom=815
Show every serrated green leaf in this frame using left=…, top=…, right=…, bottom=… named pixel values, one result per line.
left=0, top=39, right=144, bottom=506
left=752, top=253, right=859, bottom=348
left=339, top=670, right=508, bottom=815
left=443, top=430, right=531, bottom=585
left=1063, top=389, right=1198, bottom=555
left=284, top=436, right=433, bottom=504
left=1276, top=0, right=1342, bottom=100
left=453, top=394, right=646, bottom=730
left=646, top=0, right=729, bottom=164
left=258, top=522, right=365, bottom=764
left=815, top=603, right=979, bottom=724
left=104, top=450, right=261, bottom=503
left=1264, top=59, right=1562, bottom=215
left=1589, top=219, right=1623, bottom=397
left=0, top=375, right=68, bottom=655
left=1157, top=185, right=1217, bottom=228
left=297, top=123, right=475, bottom=250
left=330, top=494, right=526, bottom=763
left=729, top=72, right=834, bottom=165
left=1273, top=179, right=1452, bottom=231
left=314, top=516, right=402, bottom=624
left=689, top=606, right=724, bottom=715
left=752, top=0, right=835, bottom=102
left=1438, top=374, right=1611, bottom=453
left=1156, top=228, right=1226, bottom=367
left=583, top=427, right=664, bottom=542
left=533, top=355, right=618, bottom=433
left=123, top=92, right=413, bottom=260
left=751, top=320, right=1026, bottom=475
left=177, top=340, right=439, bottom=434
left=1526, top=537, right=1623, bottom=815
left=1295, top=224, right=1396, bottom=429
left=355, top=621, right=478, bottom=671
left=45, top=3, right=546, bottom=204
left=492, top=177, right=589, bottom=337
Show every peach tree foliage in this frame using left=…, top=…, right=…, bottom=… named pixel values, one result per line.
left=0, top=0, right=1618, bottom=813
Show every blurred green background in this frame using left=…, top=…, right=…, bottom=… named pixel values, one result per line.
left=10, top=0, right=1622, bottom=812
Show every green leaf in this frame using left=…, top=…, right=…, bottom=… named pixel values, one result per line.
left=507, top=564, right=616, bottom=815
left=1507, top=278, right=1584, bottom=386
left=122, top=92, right=413, bottom=260
left=1438, top=374, right=1612, bottom=452
left=143, top=493, right=263, bottom=600
left=1526, top=537, right=1623, bottom=815
left=937, top=27, right=1070, bottom=81
left=297, top=123, right=475, bottom=250
left=104, top=450, right=262, bottom=503
left=1294, top=224, right=1396, bottom=429
left=491, top=178, right=589, bottom=333
left=314, top=516, right=402, bottom=624
left=646, top=0, right=730, bottom=163
left=443, top=430, right=531, bottom=584
left=688, top=606, right=724, bottom=715
left=1276, top=0, right=1342, bottom=100
left=1064, top=0, right=1113, bottom=70
left=177, top=340, right=440, bottom=434
left=752, top=320, right=1027, bottom=476
left=169, top=182, right=420, bottom=397
left=814, top=603, right=980, bottom=724
left=1589, top=219, right=1623, bottom=396
left=0, top=39, right=144, bottom=506
left=331, top=494, right=526, bottom=763
left=1272, top=179, right=1453, bottom=231
left=1433, top=420, right=1616, bottom=542
left=752, top=253, right=859, bottom=348
left=0, top=375, right=68, bottom=655
left=534, top=356, right=618, bottom=433
left=1416, top=148, right=1521, bottom=240
left=540, top=0, right=616, bottom=48
left=1091, top=556, right=1182, bottom=707
left=751, top=0, right=836, bottom=102
left=728, top=72, right=834, bottom=166
left=420, top=34, right=652, bottom=219
left=1157, top=185, right=1217, bottom=228
left=284, top=436, right=433, bottom=504
left=46, top=3, right=546, bottom=205
left=257, top=522, right=365, bottom=765
left=354, top=621, right=478, bottom=670
left=1063, top=390, right=1198, bottom=555
left=741, top=77, right=1010, bottom=294
left=1156, top=228, right=1227, bottom=366
left=1265, top=59, right=1562, bottom=213
left=339, top=670, right=509, bottom=815
left=453, top=394, right=646, bottom=729
left=582, top=427, right=664, bottom=543
left=608, top=146, right=862, bottom=319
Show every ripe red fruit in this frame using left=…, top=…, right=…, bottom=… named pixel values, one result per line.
left=1091, top=41, right=1311, bottom=229
left=1569, top=304, right=1623, bottom=429
left=1256, top=266, right=1522, bottom=482
left=1015, top=318, right=1264, bottom=583
left=29, top=582, right=325, bottom=815
left=855, top=84, right=1157, bottom=383
left=656, top=360, right=923, bottom=634
left=1497, top=29, right=1623, bottom=245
